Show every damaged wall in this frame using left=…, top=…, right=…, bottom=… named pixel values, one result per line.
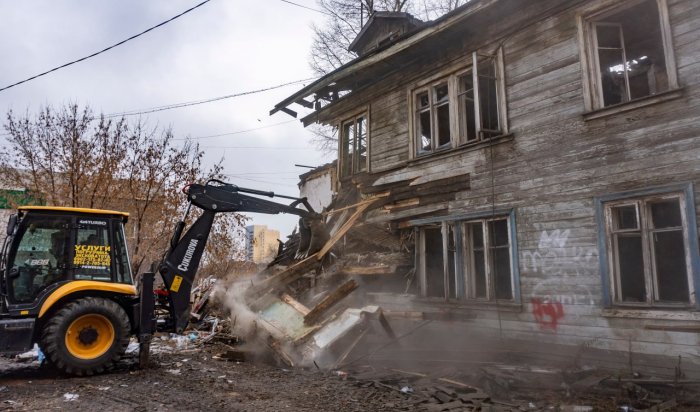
left=298, top=0, right=700, bottom=363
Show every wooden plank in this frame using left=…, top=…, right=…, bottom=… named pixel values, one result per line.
left=304, top=280, right=359, bottom=325
left=383, top=198, right=420, bottom=210
left=322, top=196, right=386, bottom=217
left=280, top=293, right=310, bottom=316
left=247, top=253, right=321, bottom=299
left=316, top=200, right=377, bottom=260
left=341, top=265, right=398, bottom=275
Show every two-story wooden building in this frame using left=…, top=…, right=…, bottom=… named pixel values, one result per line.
left=272, top=0, right=700, bottom=367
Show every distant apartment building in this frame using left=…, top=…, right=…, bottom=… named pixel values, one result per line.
left=245, top=225, right=280, bottom=263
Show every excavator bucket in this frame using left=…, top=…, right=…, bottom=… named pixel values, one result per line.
left=296, top=216, right=330, bottom=259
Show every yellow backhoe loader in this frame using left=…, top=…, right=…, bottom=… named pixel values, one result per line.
left=0, top=180, right=328, bottom=375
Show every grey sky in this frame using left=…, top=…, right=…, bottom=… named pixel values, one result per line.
left=0, top=0, right=331, bottom=239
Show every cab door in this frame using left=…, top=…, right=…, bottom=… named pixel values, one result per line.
left=5, top=213, right=72, bottom=305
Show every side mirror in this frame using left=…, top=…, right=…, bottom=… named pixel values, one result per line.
left=6, top=214, right=17, bottom=236
left=8, top=267, right=19, bottom=279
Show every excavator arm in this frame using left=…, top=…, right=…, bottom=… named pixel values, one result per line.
left=138, top=180, right=328, bottom=363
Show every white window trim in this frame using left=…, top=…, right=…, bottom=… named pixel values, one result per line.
left=408, top=47, right=508, bottom=159
left=414, top=210, right=520, bottom=304
left=462, top=217, right=514, bottom=301
left=577, top=0, right=679, bottom=113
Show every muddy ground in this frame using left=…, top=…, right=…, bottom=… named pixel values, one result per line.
left=2, top=342, right=700, bottom=411
left=0, top=345, right=418, bottom=411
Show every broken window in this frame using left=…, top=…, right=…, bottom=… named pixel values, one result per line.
left=583, top=0, right=678, bottom=110
left=463, top=218, right=513, bottom=301
left=458, top=54, right=502, bottom=142
left=605, top=193, right=693, bottom=306
left=340, top=113, right=368, bottom=177
left=414, top=48, right=506, bottom=156
left=414, top=83, right=451, bottom=155
left=417, top=215, right=516, bottom=302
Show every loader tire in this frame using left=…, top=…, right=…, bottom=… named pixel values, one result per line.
left=40, top=297, right=130, bottom=376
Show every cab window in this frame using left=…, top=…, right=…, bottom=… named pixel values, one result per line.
left=74, top=218, right=112, bottom=281
left=8, top=215, right=70, bottom=303
left=113, top=223, right=132, bottom=284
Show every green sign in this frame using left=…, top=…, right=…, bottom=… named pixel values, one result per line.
left=0, top=189, right=44, bottom=209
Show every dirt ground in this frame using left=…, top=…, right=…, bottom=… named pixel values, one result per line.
left=2, top=341, right=700, bottom=411
left=0, top=344, right=417, bottom=412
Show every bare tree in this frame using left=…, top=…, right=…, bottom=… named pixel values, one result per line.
left=0, top=104, right=247, bottom=275
left=308, top=1, right=467, bottom=153
left=310, top=0, right=468, bottom=76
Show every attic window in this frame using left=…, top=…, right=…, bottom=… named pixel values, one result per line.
left=581, top=0, right=678, bottom=111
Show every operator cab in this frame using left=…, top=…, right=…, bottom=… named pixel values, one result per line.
left=1, top=207, right=133, bottom=314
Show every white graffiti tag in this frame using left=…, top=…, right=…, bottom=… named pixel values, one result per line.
left=524, top=229, right=597, bottom=306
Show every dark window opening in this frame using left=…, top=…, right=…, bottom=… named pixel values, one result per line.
left=340, top=113, right=368, bottom=177
left=477, top=56, right=501, bottom=138
left=418, top=216, right=515, bottom=303
left=607, top=196, right=691, bottom=306
left=434, top=84, right=451, bottom=148
left=489, top=219, right=512, bottom=300
left=593, top=0, right=669, bottom=107
left=424, top=227, right=444, bottom=298
left=458, top=71, right=476, bottom=142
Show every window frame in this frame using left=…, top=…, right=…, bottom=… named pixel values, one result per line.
left=414, top=209, right=521, bottom=304
left=595, top=183, right=700, bottom=309
left=338, top=110, right=370, bottom=178
left=578, top=0, right=679, bottom=113
left=462, top=217, right=514, bottom=301
left=409, top=48, right=508, bottom=159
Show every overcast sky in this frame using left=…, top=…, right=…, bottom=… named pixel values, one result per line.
left=0, top=0, right=331, bottom=239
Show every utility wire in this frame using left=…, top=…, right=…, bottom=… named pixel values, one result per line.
left=174, top=120, right=297, bottom=141
left=107, top=78, right=313, bottom=119
left=278, top=0, right=331, bottom=15
left=0, top=0, right=212, bottom=93
left=199, top=145, right=310, bottom=150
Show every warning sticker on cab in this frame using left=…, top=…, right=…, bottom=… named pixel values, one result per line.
left=171, top=275, right=183, bottom=293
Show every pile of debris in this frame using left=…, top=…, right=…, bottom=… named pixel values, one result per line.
left=207, top=194, right=413, bottom=369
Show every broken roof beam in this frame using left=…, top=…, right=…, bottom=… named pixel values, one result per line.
left=269, top=0, right=501, bottom=117
left=279, top=107, right=297, bottom=118
left=296, top=99, right=314, bottom=109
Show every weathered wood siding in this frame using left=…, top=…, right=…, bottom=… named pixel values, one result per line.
left=329, top=0, right=700, bottom=362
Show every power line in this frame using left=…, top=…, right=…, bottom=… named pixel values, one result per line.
left=222, top=171, right=300, bottom=175
left=278, top=0, right=330, bottom=15
left=106, top=78, right=313, bottom=119
left=175, top=120, right=297, bottom=141
left=199, top=145, right=311, bottom=150
left=0, top=0, right=212, bottom=93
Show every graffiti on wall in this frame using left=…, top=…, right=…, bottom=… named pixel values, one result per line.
left=523, top=229, right=597, bottom=330
left=530, top=298, right=564, bottom=330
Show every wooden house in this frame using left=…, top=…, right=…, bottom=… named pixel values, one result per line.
left=272, top=0, right=700, bottom=365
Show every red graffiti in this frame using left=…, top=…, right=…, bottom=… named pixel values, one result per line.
left=531, top=298, right=564, bottom=331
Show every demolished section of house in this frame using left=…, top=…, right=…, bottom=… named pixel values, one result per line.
left=253, top=0, right=700, bottom=381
